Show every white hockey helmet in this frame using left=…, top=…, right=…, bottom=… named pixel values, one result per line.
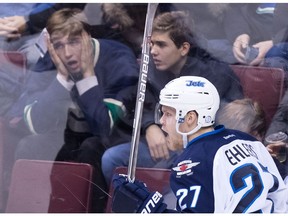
left=159, top=76, right=220, bottom=147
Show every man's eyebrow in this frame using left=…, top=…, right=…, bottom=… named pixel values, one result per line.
left=151, top=39, right=166, bottom=45
left=51, top=35, right=81, bottom=43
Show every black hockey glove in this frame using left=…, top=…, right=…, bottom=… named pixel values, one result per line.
left=111, top=174, right=167, bottom=213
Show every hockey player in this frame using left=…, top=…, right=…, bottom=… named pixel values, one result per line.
left=112, top=76, right=288, bottom=213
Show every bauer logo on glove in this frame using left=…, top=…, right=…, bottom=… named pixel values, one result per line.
left=111, top=174, right=167, bottom=213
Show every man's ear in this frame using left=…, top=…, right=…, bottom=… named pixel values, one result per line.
left=181, top=42, right=190, bottom=56
left=186, top=111, right=197, bottom=125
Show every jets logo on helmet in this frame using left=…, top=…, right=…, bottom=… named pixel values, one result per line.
left=186, top=80, right=205, bottom=87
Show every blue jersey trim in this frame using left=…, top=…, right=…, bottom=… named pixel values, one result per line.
left=186, top=125, right=225, bottom=148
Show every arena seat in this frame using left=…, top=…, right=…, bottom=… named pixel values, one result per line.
left=230, top=65, right=286, bottom=128
left=105, top=166, right=176, bottom=213
left=5, top=159, right=93, bottom=213
left=0, top=51, right=27, bottom=83
left=0, top=51, right=26, bottom=67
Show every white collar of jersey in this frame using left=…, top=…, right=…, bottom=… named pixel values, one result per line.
left=91, top=38, right=100, bottom=66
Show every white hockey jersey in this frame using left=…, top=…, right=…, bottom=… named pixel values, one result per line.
left=170, top=125, right=288, bottom=213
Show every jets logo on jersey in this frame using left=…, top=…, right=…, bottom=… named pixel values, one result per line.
left=172, top=160, right=200, bottom=176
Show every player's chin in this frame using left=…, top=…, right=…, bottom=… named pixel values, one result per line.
left=169, top=143, right=181, bottom=151
left=167, top=140, right=175, bottom=151
left=166, top=136, right=177, bottom=151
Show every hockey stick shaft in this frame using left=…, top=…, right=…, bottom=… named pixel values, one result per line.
left=127, top=3, right=159, bottom=183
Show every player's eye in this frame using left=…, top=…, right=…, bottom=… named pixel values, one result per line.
left=165, top=112, right=172, bottom=117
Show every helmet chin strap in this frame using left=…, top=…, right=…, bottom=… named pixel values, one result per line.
left=176, top=122, right=202, bottom=148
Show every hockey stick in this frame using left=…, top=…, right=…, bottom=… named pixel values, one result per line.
left=127, top=3, right=159, bottom=183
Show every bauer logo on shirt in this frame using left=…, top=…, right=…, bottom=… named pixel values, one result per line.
left=172, top=160, right=200, bottom=176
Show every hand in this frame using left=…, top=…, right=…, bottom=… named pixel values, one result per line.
left=249, top=40, right=273, bottom=66
left=112, top=174, right=167, bottom=213
left=80, top=31, right=94, bottom=78
left=0, top=18, right=20, bottom=40
left=145, top=124, right=170, bottom=160
left=266, top=141, right=285, bottom=158
left=233, top=34, right=250, bottom=64
left=46, top=33, right=70, bottom=80
left=3, top=16, right=27, bottom=36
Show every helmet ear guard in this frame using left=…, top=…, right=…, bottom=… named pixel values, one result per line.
left=154, top=103, right=162, bottom=125
left=158, top=76, right=220, bottom=147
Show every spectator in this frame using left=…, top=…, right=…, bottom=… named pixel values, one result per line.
left=262, top=3, right=288, bottom=73
left=0, top=3, right=86, bottom=68
left=8, top=8, right=139, bottom=212
left=216, top=98, right=287, bottom=182
left=0, top=3, right=49, bottom=116
left=265, top=89, right=288, bottom=182
left=101, top=10, right=244, bottom=188
left=216, top=98, right=266, bottom=142
left=0, top=3, right=86, bottom=115
left=169, top=3, right=237, bottom=64
left=99, top=3, right=174, bottom=58
left=225, top=3, right=288, bottom=70
left=0, top=3, right=40, bottom=65
left=265, top=89, right=288, bottom=138
left=112, top=76, right=288, bottom=213
left=100, top=3, right=147, bottom=58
